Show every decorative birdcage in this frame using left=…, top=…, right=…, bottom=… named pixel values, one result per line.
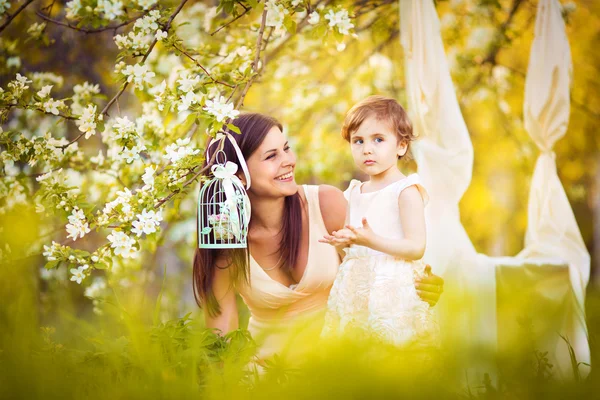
left=197, top=134, right=251, bottom=249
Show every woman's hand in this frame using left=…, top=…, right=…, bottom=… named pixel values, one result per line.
left=415, top=265, right=444, bottom=307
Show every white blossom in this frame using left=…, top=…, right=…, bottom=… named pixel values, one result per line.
left=70, top=265, right=88, bottom=284
left=122, top=63, right=155, bottom=89
left=107, top=230, right=138, bottom=258
left=155, top=29, right=167, bottom=41
left=77, top=104, right=102, bottom=139
left=65, top=0, right=81, bottom=19
left=131, top=209, right=162, bottom=237
left=177, top=90, right=203, bottom=112
left=136, top=0, right=157, bottom=10
left=6, top=56, right=20, bottom=69
left=308, top=11, right=320, bottom=25
left=65, top=207, right=90, bottom=240
left=203, top=95, right=240, bottom=122
left=177, top=73, right=200, bottom=93
left=96, top=0, right=124, bottom=21
left=324, top=8, right=354, bottom=35
left=0, top=0, right=10, bottom=15
left=164, top=137, right=200, bottom=163
left=142, top=165, right=156, bottom=187
left=42, top=99, right=64, bottom=115
left=265, top=0, right=289, bottom=37
left=37, top=85, right=53, bottom=98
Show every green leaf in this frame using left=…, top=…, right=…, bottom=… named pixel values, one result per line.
left=201, top=227, right=212, bottom=235
left=44, top=260, right=59, bottom=270
left=226, top=123, right=241, bottom=135
left=153, top=264, right=168, bottom=326
left=283, top=14, right=296, bottom=34
left=246, top=0, right=258, bottom=7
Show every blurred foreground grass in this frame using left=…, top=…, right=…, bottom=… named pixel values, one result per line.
left=1, top=205, right=598, bottom=399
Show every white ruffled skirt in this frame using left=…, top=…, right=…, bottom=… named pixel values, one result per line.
left=322, top=246, right=439, bottom=347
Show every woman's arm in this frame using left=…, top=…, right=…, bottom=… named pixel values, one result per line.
left=318, top=185, right=348, bottom=257
left=204, top=258, right=239, bottom=334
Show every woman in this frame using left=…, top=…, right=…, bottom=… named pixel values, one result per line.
left=193, top=113, right=444, bottom=360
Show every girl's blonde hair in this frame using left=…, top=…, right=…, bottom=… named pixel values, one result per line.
left=341, top=95, right=414, bottom=149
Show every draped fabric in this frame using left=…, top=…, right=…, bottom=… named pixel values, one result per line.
left=518, top=0, right=590, bottom=377
left=399, top=0, right=590, bottom=379
left=399, top=0, right=497, bottom=360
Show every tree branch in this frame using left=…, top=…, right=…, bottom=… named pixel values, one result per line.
left=35, top=6, right=156, bottom=34
left=0, top=0, right=36, bottom=33
left=211, top=2, right=254, bottom=36
left=100, top=0, right=189, bottom=118
left=171, top=43, right=235, bottom=88
left=235, top=7, right=268, bottom=109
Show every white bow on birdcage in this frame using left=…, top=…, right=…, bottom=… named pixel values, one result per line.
left=197, top=132, right=251, bottom=249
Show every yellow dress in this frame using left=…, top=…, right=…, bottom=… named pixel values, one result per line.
left=237, top=185, right=340, bottom=360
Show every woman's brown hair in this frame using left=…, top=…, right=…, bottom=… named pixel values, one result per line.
left=193, top=113, right=303, bottom=317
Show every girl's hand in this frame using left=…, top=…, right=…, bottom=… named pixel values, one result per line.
left=319, top=228, right=354, bottom=247
left=415, top=265, right=444, bottom=307
left=344, top=218, right=377, bottom=248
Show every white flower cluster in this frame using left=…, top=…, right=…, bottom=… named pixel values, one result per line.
left=98, top=187, right=135, bottom=226
left=221, top=45, right=253, bottom=73
left=84, top=277, right=109, bottom=314
left=107, top=230, right=138, bottom=258
left=96, top=0, right=124, bottom=21
left=70, top=264, right=89, bottom=284
left=122, top=63, right=155, bottom=90
left=66, top=207, right=91, bottom=241
left=77, top=104, right=103, bottom=139
left=142, top=165, right=156, bottom=188
left=71, top=81, right=100, bottom=114
left=265, top=0, right=289, bottom=37
left=136, top=0, right=157, bottom=10
left=27, top=22, right=46, bottom=39
left=114, top=10, right=162, bottom=52
left=0, top=0, right=10, bottom=15
left=131, top=208, right=162, bottom=237
left=65, top=0, right=81, bottom=19
left=31, top=72, right=64, bottom=88
left=150, top=80, right=169, bottom=111
left=42, top=241, right=64, bottom=262
left=324, top=8, right=354, bottom=35
left=203, top=95, right=240, bottom=123
left=7, top=73, right=31, bottom=99
left=164, top=137, right=200, bottom=164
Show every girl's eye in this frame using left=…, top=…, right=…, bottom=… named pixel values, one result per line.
left=354, top=139, right=363, bottom=144
left=375, top=137, right=383, bottom=143
left=284, top=146, right=290, bottom=152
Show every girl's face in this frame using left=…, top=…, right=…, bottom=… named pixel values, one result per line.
left=350, top=115, right=407, bottom=178
left=245, top=126, right=298, bottom=199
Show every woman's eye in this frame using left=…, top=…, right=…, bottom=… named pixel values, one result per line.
left=266, top=153, right=276, bottom=160
left=284, top=146, right=290, bottom=152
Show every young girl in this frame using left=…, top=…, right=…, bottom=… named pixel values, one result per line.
left=320, top=95, right=438, bottom=347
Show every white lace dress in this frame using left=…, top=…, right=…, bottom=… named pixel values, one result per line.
left=322, top=174, right=439, bottom=347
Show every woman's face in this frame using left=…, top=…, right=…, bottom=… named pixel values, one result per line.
left=245, top=126, right=297, bottom=199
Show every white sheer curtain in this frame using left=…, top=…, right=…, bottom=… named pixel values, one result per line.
left=399, top=0, right=497, bottom=358
left=518, top=0, right=590, bottom=377
left=399, top=0, right=590, bottom=379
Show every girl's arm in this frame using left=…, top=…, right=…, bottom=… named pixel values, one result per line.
left=204, top=257, right=239, bottom=334
left=332, top=186, right=426, bottom=260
